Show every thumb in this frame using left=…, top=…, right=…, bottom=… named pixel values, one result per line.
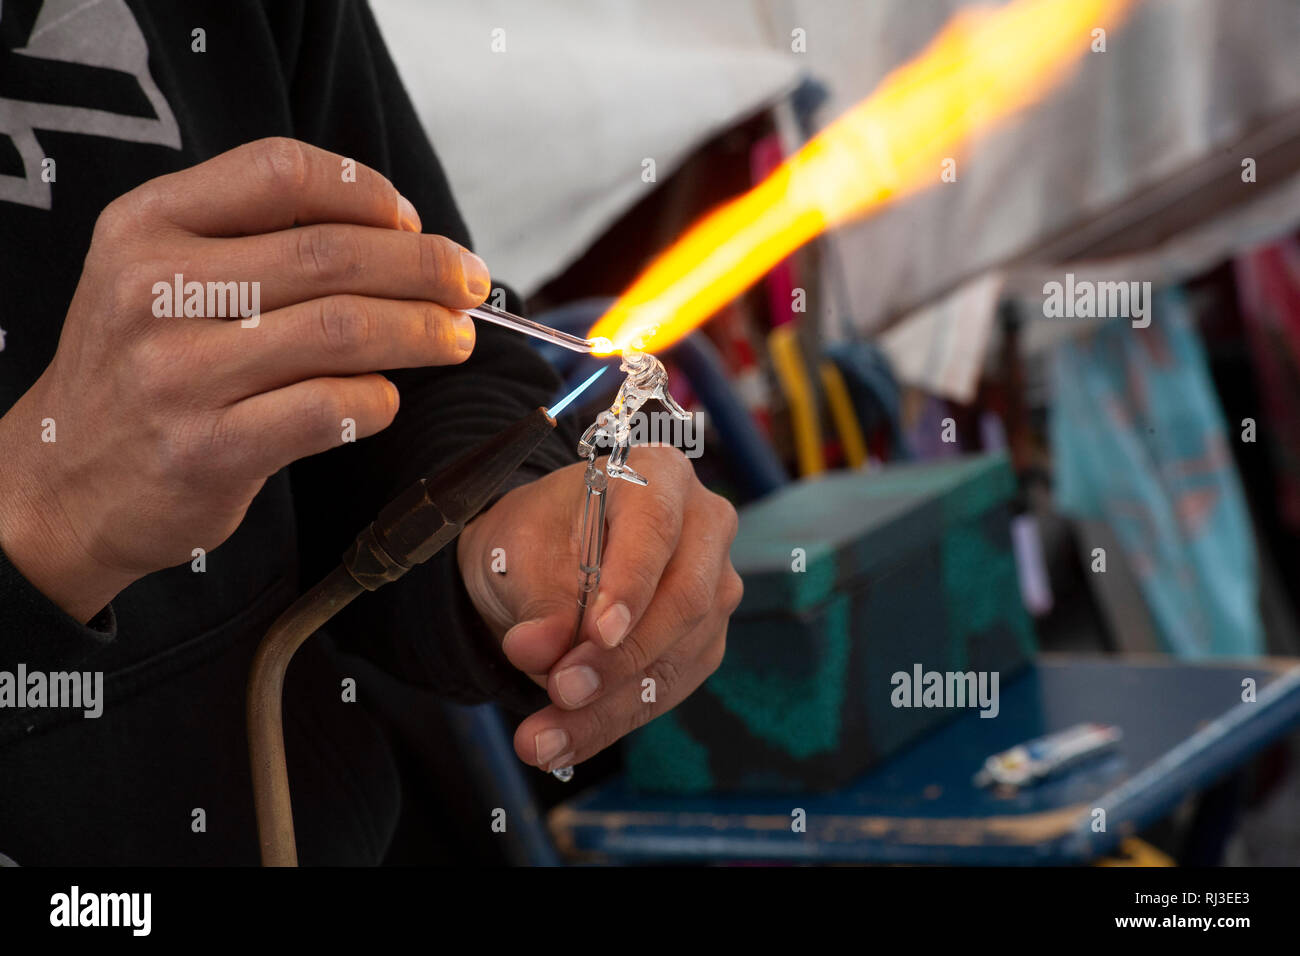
left=500, top=597, right=580, bottom=676
left=456, top=462, right=588, bottom=673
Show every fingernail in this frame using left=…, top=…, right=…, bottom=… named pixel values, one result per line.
left=534, top=728, right=569, bottom=767
left=548, top=752, right=576, bottom=772
left=460, top=249, right=490, bottom=298
left=397, top=193, right=421, bottom=233
left=596, top=602, right=631, bottom=648
left=453, top=311, right=476, bottom=353
left=555, top=665, right=600, bottom=707
left=502, top=618, right=543, bottom=656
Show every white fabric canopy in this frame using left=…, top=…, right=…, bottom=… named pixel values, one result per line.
left=781, top=0, right=1300, bottom=395
left=373, top=0, right=803, bottom=295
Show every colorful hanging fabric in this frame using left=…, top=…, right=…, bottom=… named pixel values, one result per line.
left=1050, top=287, right=1264, bottom=657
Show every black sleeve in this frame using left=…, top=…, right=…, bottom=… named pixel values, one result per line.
left=0, top=548, right=116, bottom=736
left=275, top=0, right=579, bottom=713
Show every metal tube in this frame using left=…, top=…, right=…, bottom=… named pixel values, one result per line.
left=246, top=565, right=363, bottom=867
left=246, top=408, right=557, bottom=865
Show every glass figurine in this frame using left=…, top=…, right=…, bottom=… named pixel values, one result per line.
left=552, top=349, right=689, bottom=783
left=577, top=350, right=691, bottom=486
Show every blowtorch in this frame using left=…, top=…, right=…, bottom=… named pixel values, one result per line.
left=247, top=406, right=556, bottom=867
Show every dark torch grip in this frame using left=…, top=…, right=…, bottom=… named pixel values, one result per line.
left=250, top=405, right=556, bottom=865
left=343, top=406, right=556, bottom=589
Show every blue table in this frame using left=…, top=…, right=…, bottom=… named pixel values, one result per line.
left=549, top=654, right=1300, bottom=864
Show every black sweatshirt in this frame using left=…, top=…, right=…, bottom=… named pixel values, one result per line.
left=0, top=0, right=575, bottom=864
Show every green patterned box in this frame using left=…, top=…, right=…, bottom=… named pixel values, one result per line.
left=624, top=454, right=1036, bottom=793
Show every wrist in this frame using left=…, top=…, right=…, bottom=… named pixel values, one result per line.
left=0, top=399, right=134, bottom=623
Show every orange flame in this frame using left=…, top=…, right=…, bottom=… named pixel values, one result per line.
left=588, top=0, right=1134, bottom=355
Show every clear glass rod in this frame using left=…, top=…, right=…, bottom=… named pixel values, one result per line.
left=467, top=304, right=613, bottom=355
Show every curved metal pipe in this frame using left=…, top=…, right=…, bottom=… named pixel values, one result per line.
left=247, top=565, right=363, bottom=867
left=245, top=407, right=557, bottom=866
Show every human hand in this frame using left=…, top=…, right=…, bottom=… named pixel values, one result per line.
left=457, top=446, right=742, bottom=772
left=0, top=138, right=489, bottom=621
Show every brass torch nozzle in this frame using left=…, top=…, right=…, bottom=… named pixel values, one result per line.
left=247, top=407, right=556, bottom=866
